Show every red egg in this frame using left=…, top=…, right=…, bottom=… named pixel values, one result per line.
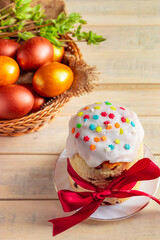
left=20, top=83, right=46, bottom=112
left=16, top=36, right=53, bottom=72
left=0, top=39, right=20, bottom=58
left=0, top=85, right=34, bottom=120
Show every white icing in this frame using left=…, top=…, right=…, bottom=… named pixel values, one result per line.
left=66, top=102, right=144, bottom=167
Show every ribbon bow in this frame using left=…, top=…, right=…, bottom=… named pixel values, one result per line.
left=49, top=158, right=160, bottom=236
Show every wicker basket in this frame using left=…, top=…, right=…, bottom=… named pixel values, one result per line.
left=0, top=1, right=98, bottom=137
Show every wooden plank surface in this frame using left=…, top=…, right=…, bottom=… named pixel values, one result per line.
left=1, top=0, right=160, bottom=239
left=60, top=85, right=160, bottom=116
left=66, top=0, right=160, bottom=25
left=0, top=200, right=160, bottom=240
left=0, top=116, right=160, bottom=154
left=78, top=26, right=160, bottom=84
left=0, top=155, right=159, bottom=200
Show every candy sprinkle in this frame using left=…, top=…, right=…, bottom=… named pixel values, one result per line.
left=93, top=115, right=99, bottom=120
left=94, top=137, right=100, bottom=142
left=119, top=128, right=124, bottom=134
left=106, top=124, right=112, bottom=130
left=84, top=106, right=89, bottom=110
left=83, top=136, right=90, bottom=142
left=110, top=106, right=116, bottom=111
left=103, top=120, right=110, bottom=125
left=84, top=118, right=87, bottom=122
left=72, top=128, right=75, bottom=134
left=90, top=144, right=96, bottom=151
left=120, top=107, right=125, bottom=110
left=77, top=112, right=83, bottom=117
left=126, top=118, right=130, bottom=123
left=75, top=132, right=80, bottom=138
left=83, top=115, right=90, bottom=119
left=105, top=146, right=111, bottom=152
left=77, top=123, right=82, bottom=128
left=115, top=123, right=120, bottom=128
left=131, top=121, right=135, bottom=127
left=89, top=124, right=96, bottom=130
left=125, top=144, right=131, bottom=150
left=109, top=144, right=115, bottom=150
left=101, top=112, right=107, bottom=117
left=96, top=126, right=102, bottom=132
left=109, top=113, right=115, bottom=119
left=94, top=106, right=101, bottom=110
left=101, top=136, right=107, bottom=141
left=121, top=117, right=126, bottom=123
left=90, top=108, right=94, bottom=112
left=105, top=101, right=112, bottom=105
left=115, top=139, right=120, bottom=144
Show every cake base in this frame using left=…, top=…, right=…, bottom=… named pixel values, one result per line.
left=69, top=175, right=141, bottom=205
left=54, top=146, right=159, bottom=220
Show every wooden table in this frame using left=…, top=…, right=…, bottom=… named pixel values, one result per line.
left=0, top=1, right=160, bottom=239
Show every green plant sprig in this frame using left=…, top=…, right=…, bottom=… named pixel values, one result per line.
left=0, top=0, right=106, bottom=47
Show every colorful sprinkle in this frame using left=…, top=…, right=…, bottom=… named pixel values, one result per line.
left=110, top=106, right=116, bottom=111
left=121, top=117, right=126, bottom=122
left=90, top=144, right=96, bottom=151
left=83, top=115, right=90, bottom=119
left=106, top=124, right=112, bottom=130
left=75, top=132, right=80, bottom=138
left=101, top=136, right=107, bottom=141
left=89, top=124, right=96, bottom=130
left=90, top=108, right=94, bottom=112
left=119, top=128, right=124, bottom=134
left=93, top=115, right=99, bottom=120
left=105, top=101, right=112, bottom=105
left=84, top=106, right=89, bottom=110
left=115, top=123, right=120, bottom=128
left=96, top=102, right=102, bottom=104
left=105, top=146, right=111, bottom=152
left=83, top=136, right=90, bottom=142
left=120, top=107, right=125, bottom=110
left=84, top=118, right=87, bottom=122
left=72, top=127, right=75, bottom=134
left=77, top=112, right=83, bottom=117
left=101, top=112, right=107, bottom=117
left=109, top=113, right=115, bottom=119
left=96, top=126, right=102, bottom=132
left=115, top=139, right=120, bottom=144
left=126, top=118, right=130, bottom=123
left=94, top=137, right=100, bottom=142
left=77, top=123, right=82, bottom=128
left=109, top=144, right=115, bottom=150
left=125, top=144, right=131, bottom=150
left=94, top=106, right=101, bottom=110
left=131, top=121, right=135, bottom=127
left=103, top=120, right=110, bottom=125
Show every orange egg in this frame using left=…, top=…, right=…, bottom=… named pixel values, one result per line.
left=52, top=45, right=64, bottom=62
left=33, top=62, right=74, bottom=97
left=0, top=56, right=20, bottom=87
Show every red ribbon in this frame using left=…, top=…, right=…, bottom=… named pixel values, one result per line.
left=49, top=158, right=160, bottom=236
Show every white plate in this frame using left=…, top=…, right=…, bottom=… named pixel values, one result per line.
left=54, top=146, right=159, bottom=221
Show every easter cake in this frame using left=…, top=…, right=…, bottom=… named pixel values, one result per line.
left=66, top=101, right=144, bottom=204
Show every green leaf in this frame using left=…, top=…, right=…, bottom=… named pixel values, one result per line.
left=15, top=0, right=31, bottom=8
left=16, top=12, right=32, bottom=20
left=17, top=31, right=35, bottom=41
left=0, top=18, right=16, bottom=26
left=0, top=0, right=106, bottom=47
